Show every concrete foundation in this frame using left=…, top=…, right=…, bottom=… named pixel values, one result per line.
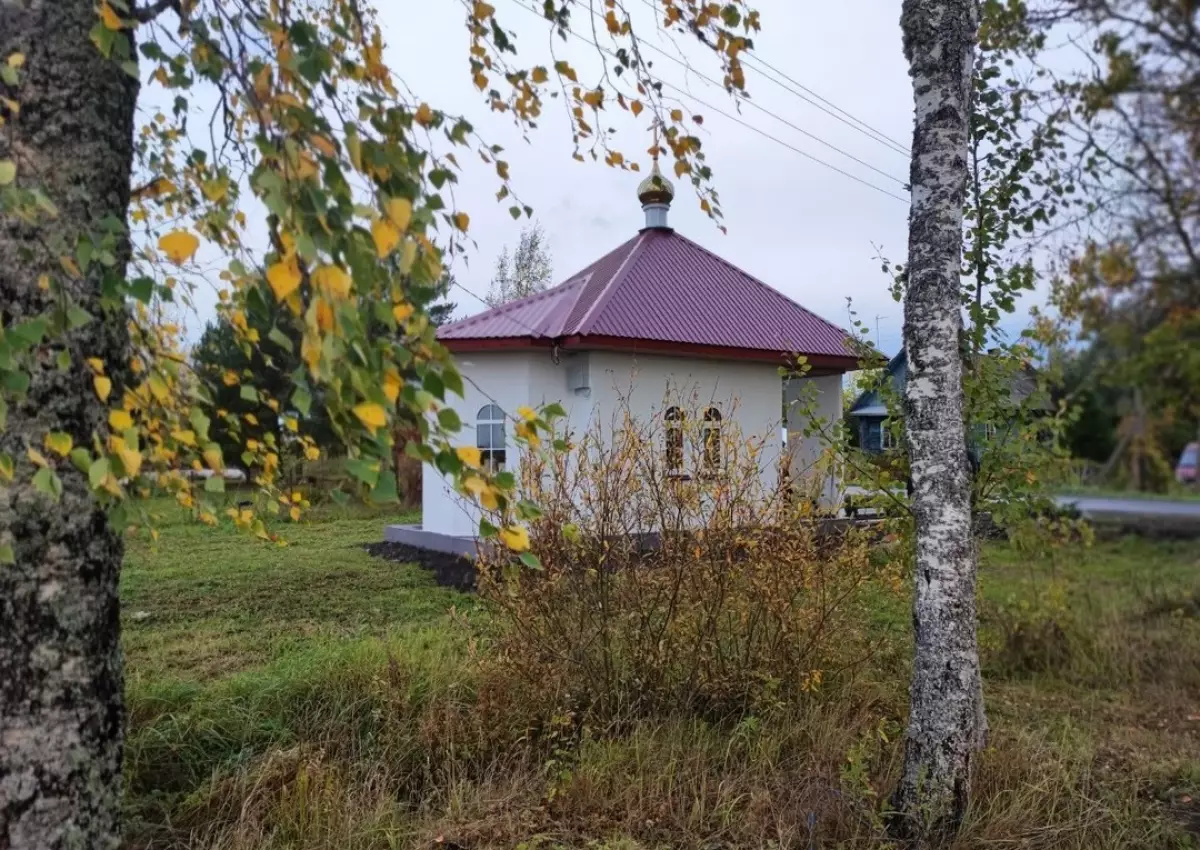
left=384, top=524, right=479, bottom=558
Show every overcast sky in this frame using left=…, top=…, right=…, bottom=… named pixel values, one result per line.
left=174, top=0, right=1053, bottom=356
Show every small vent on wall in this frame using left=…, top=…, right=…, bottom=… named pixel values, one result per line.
left=565, top=354, right=591, bottom=397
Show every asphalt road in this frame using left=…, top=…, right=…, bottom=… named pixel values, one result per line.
left=1054, top=494, right=1200, bottom=521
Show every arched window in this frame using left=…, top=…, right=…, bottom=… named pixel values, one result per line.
left=476, top=404, right=506, bottom=471
left=664, top=406, right=684, bottom=473
left=703, top=407, right=722, bottom=472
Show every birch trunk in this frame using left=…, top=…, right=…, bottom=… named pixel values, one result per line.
left=892, top=0, right=985, bottom=839
left=0, top=2, right=137, bottom=848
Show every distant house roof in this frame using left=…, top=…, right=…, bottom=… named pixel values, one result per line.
left=438, top=228, right=857, bottom=371
left=848, top=351, right=907, bottom=418
left=848, top=348, right=1049, bottom=417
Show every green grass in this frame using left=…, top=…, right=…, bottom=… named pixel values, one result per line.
left=121, top=500, right=451, bottom=685
left=121, top=504, right=1200, bottom=849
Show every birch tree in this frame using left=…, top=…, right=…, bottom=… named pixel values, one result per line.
left=892, top=0, right=985, bottom=837
left=0, top=1, right=759, bottom=847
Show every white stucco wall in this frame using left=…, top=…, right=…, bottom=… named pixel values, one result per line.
left=421, top=348, right=841, bottom=537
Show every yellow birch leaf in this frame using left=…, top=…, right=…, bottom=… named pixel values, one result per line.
left=37, top=274, right=50, bottom=291
left=353, top=402, right=387, bottom=433
left=473, top=72, right=488, bottom=90
left=670, top=108, right=683, bottom=121
left=266, top=255, right=302, bottom=300
left=414, top=103, right=433, bottom=126
left=172, top=429, right=197, bottom=447
left=290, top=506, right=301, bottom=522
left=312, top=264, right=352, bottom=299
left=398, top=239, right=418, bottom=274
left=517, top=405, right=537, bottom=421
left=480, top=488, right=499, bottom=510
left=93, top=375, right=112, bottom=401
left=8, top=53, right=25, bottom=68
left=630, top=99, right=644, bottom=117
left=109, top=410, right=133, bottom=430
left=44, top=432, right=73, bottom=457
left=147, top=374, right=169, bottom=402
left=499, top=525, right=530, bottom=552
left=457, top=446, right=482, bottom=467
left=301, top=333, right=322, bottom=375
left=159, top=230, right=200, bottom=264
left=346, top=134, right=363, bottom=171
left=392, top=303, right=414, bottom=324
left=87, top=358, right=105, bottom=374
left=383, top=369, right=403, bottom=403
left=27, top=446, right=48, bottom=467
left=203, top=445, right=224, bottom=471
left=310, top=134, right=337, bottom=158
left=452, top=212, right=470, bottom=232
left=372, top=218, right=401, bottom=258
left=99, top=1, right=122, bottom=30
left=385, top=197, right=413, bottom=232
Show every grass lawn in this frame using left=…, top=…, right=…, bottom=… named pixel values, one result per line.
left=122, top=503, right=1200, bottom=849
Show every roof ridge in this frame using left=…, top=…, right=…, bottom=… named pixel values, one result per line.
left=573, top=231, right=648, bottom=335
left=440, top=276, right=581, bottom=336
left=439, top=233, right=642, bottom=337
left=669, top=230, right=853, bottom=342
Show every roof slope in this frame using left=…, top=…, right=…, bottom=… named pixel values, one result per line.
left=440, top=228, right=854, bottom=362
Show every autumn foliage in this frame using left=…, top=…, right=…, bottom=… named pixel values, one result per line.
left=475, top=399, right=903, bottom=722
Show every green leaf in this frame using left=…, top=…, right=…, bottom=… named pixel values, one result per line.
left=423, top=372, right=445, bottom=400
left=329, top=488, right=349, bottom=505
left=66, top=305, right=92, bottom=330
left=0, top=543, right=14, bottom=564
left=204, top=475, right=225, bottom=493
left=69, top=448, right=92, bottom=473
left=55, top=350, right=71, bottom=371
left=240, top=385, right=259, bottom=402
left=128, top=277, right=154, bottom=303
left=0, top=160, right=15, bottom=186
left=479, top=517, right=499, bottom=537
left=189, top=408, right=211, bottom=441
left=292, top=385, right=313, bottom=416
left=344, top=457, right=379, bottom=487
left=542, top=402, right=567, bottom=419
left=32, top=467, right=62, bottom=502
left=442, top=368, right=464, bottom=398
left=370, top=470, right=399, bottom=503
left=89, top=457, right=110, bottom=489
left=519, top=551, right=543, bottom=570
left=268, top=326, right=294, bottom=353
left=437, top=408, right=462, bottom=431
left=2, top=369, right=30, bottom=395
left=10, top=316, right=49, bottom=349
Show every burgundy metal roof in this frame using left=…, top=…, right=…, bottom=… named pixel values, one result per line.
left=439, top=228, right=855, bottom=364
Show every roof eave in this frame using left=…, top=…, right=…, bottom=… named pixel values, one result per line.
left=442, top=333, right=857, bottom=373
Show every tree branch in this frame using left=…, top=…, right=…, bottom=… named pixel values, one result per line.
left=134, top=0, right=180, bottom=24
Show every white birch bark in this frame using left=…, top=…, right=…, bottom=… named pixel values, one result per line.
left=892, top=0, right=985, bottom=838
left=0, top=2, right=138, bottom=847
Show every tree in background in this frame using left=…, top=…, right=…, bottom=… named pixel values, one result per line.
left=485, top=222, right=554, bottom=306
left=1034, top=0, right=1200, bottom=486
left=0, top=3, right=757, bottom=843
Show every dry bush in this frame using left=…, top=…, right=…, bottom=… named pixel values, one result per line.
left=476, top=395, right=904, bottom=723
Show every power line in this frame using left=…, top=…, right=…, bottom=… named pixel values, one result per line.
left=740, top=54, right=911, bottom=157
left=502, top=0, right=909, bottom=204
left=628, top=0, right=911, bottom=157
left=574, top=0, right=908, bottom=187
